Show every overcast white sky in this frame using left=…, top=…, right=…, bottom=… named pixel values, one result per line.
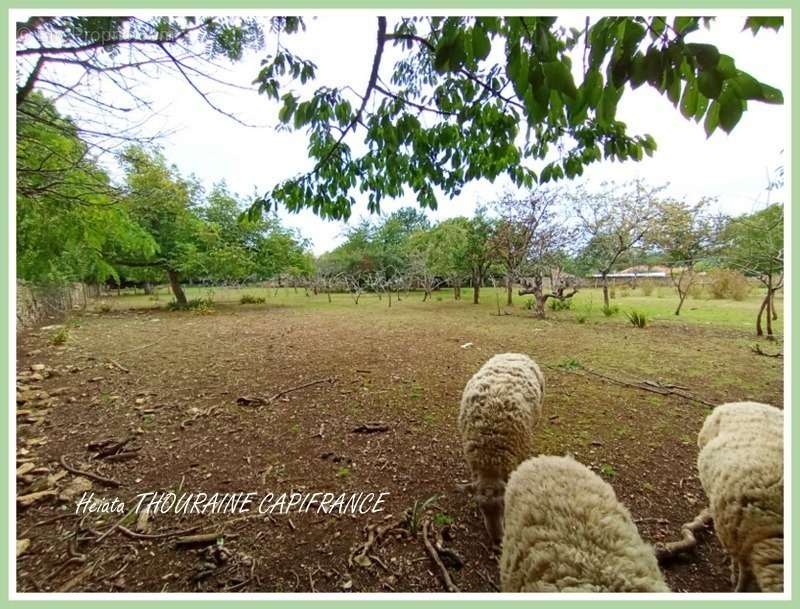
left=31, top=13, right=789, bottom=254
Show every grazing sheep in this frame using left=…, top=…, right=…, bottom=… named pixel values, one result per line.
left=500, top=455, right=669, bottom=592
left=697, top=401, right=784, bottom=592
left=458, top=353, right=544, bottom=544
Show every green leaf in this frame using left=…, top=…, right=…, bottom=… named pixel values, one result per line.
left=628, top=52, right=646, bottom=88
left=730, top=72, right=762, bottom=99
left=680, top=80, right=698, bottom=118
left=644, top=47, right=663, bottom=87
left=686, top=43, right=720, bottom=69
left=716, top=54, right=737, bottom=79
left=704, top=99, right=720, bottom=137
left=697, top=68, right=723, bottom=99
left=673, top=16, right=699, bottom=35
left=718, top=90, right=744, bottom=133
left=543, top=61, right=577, bottom=98
left=694, top=92, right=709, bottom=122
left=666, top=70, right=681, bottom=106
left=597, top=83, right=621, bottom=125
left=743, top=16, right=784, bottom=34
left=754, top=82, right=784, bottom=104
left=472, top=24, right=491, bottom=60
left=581, top=69, right=603, bottom=106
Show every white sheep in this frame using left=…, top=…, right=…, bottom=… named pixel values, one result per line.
left=697, top=401, right=784, bottom=592
left=500, top=455, right=669, bottom=592
left=458, top=353, right=544, bottom=544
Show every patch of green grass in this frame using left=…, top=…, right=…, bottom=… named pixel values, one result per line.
left=433, top=512, right=454, bottom=527
left=625, top=309, right=648, bottom=328
left=240, top=294, right=266, bottom=305
left=336, top=466, right=351, bottom=479
left=49, top=326, right=70, bottom=345
left=290, top=423, right=301, bottom=434
left=556, top=357, right=582, bottom=370
left=679, top=434, right=692, bottom=445
left=599, top=463, right=617, bottom=478
left=410, top=383, right=423, bottom=400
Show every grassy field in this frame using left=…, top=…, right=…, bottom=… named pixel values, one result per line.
left=101, top=283, right=783, bottom=334
left=17, top=281, right=784, bottom=593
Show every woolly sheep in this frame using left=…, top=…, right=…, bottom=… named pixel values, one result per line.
left=697, top=401, right=784, bottom=592
left=500, top=455, right=669, bottom=592
left=458, top=353, right=545, bottom=545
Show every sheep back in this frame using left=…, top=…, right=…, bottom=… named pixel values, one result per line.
left=458, top=353, right=545, bottom=483
left=697, top=401, right=783, bottom=591
left=501, top=455, right=668, bottom=592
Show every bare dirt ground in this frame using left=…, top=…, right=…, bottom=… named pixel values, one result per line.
left=15, top=296, right=784, bottom=593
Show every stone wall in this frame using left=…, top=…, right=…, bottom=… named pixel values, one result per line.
left=16, top=281, right=99, bottom=330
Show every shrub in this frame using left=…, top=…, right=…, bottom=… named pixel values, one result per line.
left=523, top=298, right=535, bottom=310
left=709, top=269, right=750, bottom=301
left=95, top=301, right=112, bottom=313
left=49, top=326, right=70, bottom=345
left=549, top=298, right=572, bottom=311
left=575, top=312, right=588, bottom=324
left=688, top=282, right=706, bottom=299
left=640, top=280, right=655, bottom=297
left=625, top=309, right=648, bottom=328
left=609, top=286, right=617, bottom=299
left=602, top=304, right=619, bottom=317
left=240, top=294, right=266, bottom=304
left=167, top=298, right=214, bottom=312
left=619, top=286, right=630, bottom=298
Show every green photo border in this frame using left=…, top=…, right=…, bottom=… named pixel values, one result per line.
left=3, top=2, right=794, bottom=606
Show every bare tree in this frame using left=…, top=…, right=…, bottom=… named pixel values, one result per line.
left=491, top=189, right=560, bottom=306
left=572, top=180, right=664, bottom=309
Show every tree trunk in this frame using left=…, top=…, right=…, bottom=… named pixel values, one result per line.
left=506, top=276, right=513, bottom=306
left=472, top=274, right=480, bottom=304
left=454, top=284, right=461, bottom=300
left=771, top=291, right=778, bottom=320
left=167, top=270, right=187, bottom=305
left=756, top=292, right=769, bottom=337
left=601, top=275, right=610, bottom=308
left=143, top=282, right=153, bottom=295
left=674, top=289, right=688, bottom=316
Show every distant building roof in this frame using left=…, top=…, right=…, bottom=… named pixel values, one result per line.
left=590, top=271, right=667, bottom=279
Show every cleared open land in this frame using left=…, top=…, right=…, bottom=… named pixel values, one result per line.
left=16, top=287, right=783, bottom=593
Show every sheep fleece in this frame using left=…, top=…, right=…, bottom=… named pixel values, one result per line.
left=458, top=353, right=544, bottom=482
left=501, top=455, right=668, bottom=592
left=697, top=401, right=783, bottom=592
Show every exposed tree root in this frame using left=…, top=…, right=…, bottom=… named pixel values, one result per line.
left=751, top=344, right=782, bottom=358
left=422, top=518, right=460, bottom=592
left=60, top=455, right=120, bottom=487
left=655, top=508, right=713, bottom=562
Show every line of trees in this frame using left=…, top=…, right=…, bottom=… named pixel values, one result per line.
left=309, top=181, right=783, bottom=337
left=17, top=94, right=313, bottom=305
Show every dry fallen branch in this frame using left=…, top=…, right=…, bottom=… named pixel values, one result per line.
left=422, top=518, right=459, bottom=592
left=60, top=455, right=121, bottom=487
left=548, top=364, right=717, bottom=408
left=119, top=525, right=200, bottom=540
left=351, top=422, right=390, bottom=434
left=268, top=376, right=337, bottom=403
left=655, top=508, right=713, bottom=562
left=174, top=531, right=223, bottom=548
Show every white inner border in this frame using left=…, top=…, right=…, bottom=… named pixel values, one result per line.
left=7, top=6, right=792, bottom=602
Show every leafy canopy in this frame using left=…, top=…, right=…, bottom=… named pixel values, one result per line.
left=249, top=15, right=783, bottom=220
